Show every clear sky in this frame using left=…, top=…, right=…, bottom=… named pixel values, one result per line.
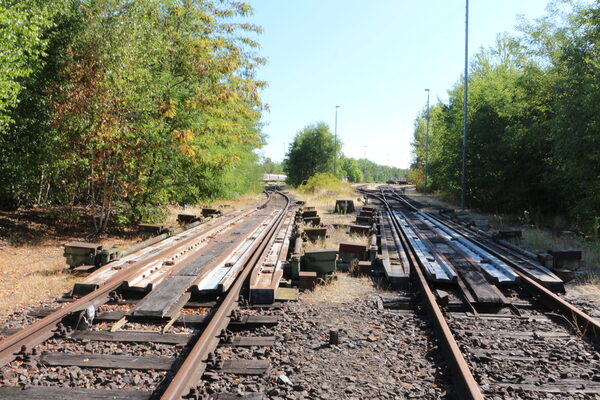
left=248, top=0, right=553, bottom=168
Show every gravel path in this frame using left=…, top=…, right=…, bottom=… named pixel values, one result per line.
left=449, top=309, right=600, bottom=399
left=198, top=275, right=452, bottom=399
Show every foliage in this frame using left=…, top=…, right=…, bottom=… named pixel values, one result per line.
left=0, top=0, right=58, bottom=128
left=261, top=157, right=284, bottom=174
left=356, top=158, right=408, bottom=183
left=282, top=120, right=407, bottom=185
left=0, top=0, right=265, bottom=232
left=339, top=157, right=363, bottom=182
left=283, top=122, right=341, bottom=187
left=410, top=0, right=600, bottom=230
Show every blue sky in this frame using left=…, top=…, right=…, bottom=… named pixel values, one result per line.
left=248, top=0, right=554, bottom=168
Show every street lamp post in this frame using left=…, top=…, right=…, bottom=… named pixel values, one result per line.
left=363, top=145, right=367, bottom=181
left=424, top=88, right=430, bottom=195
left=334, top=105, right=340, bottom=176
left=461, top=0, right=469, bottom=211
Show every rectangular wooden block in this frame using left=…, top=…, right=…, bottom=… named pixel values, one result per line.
left=299, top=271, right=318, bottom=290
left=0, top=387, right=152, bottom=400
left=41, top=352, right=175, bottom=370
left=217, top=359, right=270, bottom=375
left=222, top=336, right=276, bottom=347
left=349, top=224, right=370, bottom=235
left=357, top=261, right=373, bottom=275
left=339, top=242, right=367, bottom=262
left=69, top=330, right=191, bottom=345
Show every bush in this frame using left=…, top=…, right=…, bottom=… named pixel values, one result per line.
left=298, top=173, right=352, bottom=196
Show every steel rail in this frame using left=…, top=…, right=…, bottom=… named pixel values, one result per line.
left=385, top=186, right=600, bottom=343
left=376, top=191, right=484, bottom=400
left=161, top=191, right=291, bottom=400
left=421, top=208, right=600, bottom=344
left=0, top=192, right=274, bottom=368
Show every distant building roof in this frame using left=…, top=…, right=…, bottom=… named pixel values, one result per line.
left=262, top=173, right=286, bottom=182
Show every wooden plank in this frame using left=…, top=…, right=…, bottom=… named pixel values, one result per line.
left=469, top=349, right=561, bottom=362
left=443, top=252, right=506, bottom=305
left=455, top=329, right=571, bottom=340
left=217, top=359, right=270, bottom=375
left=0, top=328, right=20, bottom=337
left=93, top=312, right=275, bottom=327
left=449, top=312, right=550, bottom=322
left=0, top=387, right=152, bottom=400
left=488, top=381, right=600, bottom=394
left=95, top=311, right=128, bottom=321
left=41, top=352, right=175, bottom=370
left=69, top=330, right=192, bottom=344
left=185, top=301, right=217, bottom=308
left=230, top=315, right=279, bottom=327
left=129, top=276, right=192, bottom=318
left=222, top=336, right=276, bottom=347
left=212, top=394, right=265, bottom=400
left=381, top=211, right=410, bottom=285
left=176, top=239, right=234, bottom=277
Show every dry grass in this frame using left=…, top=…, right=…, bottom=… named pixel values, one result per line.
left=0, top=231, right=143, bottom=319
left=0, top=246, right=79, bottom=318
left=0, top=192, right=266, bottom=319
left=522, top=229, right=600, bottom=267
left=522, top=228, right=600, bottom=295
left=304, top=226, right=370, bottom=251
left=288, top=185, right=365, bottom=226
left=302, top=273, right=375, bottom=304
left=288, top=185, right=371, bottom=251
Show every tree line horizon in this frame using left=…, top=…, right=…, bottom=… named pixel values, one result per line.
left=410, top=0, right=600, bottom=233
left=279, top=122, right=408, bottom=187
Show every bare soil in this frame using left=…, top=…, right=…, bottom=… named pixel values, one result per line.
left=0, top=208, right=141, bottom=319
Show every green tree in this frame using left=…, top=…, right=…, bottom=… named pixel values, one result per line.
left=0, top=0, right=77, bottom=208
left=340, top=157, right=363, bottom=182
left=409, top=1, right=600, bottom=229
left=283, top=122, right=340, bottom=187
left=0, top=0, right=266, bottom=232
left=49, top=0, right=265, bottom=232
left=261, top=157, right=284, bottom=174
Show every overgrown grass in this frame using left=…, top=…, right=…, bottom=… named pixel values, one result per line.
left=298, top=173, right=354, bottom=198
left=304, top=226, right=370, bottom=251
left=522, top=228, right=600, bottom=275
left=303, top=274, right=375, bottom=304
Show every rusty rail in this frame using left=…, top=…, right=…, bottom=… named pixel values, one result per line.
left=0, top=192, right=274, bottom=368
left=376, top=191, right=484, bottom=400
left=161, top=190, right=291, bottom=400
left=424, top=209, right=600, bottom=344
left=385, top=185, right=600, bottom=343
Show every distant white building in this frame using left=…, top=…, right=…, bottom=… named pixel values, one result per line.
left=262, top=173, right=286, bottom=182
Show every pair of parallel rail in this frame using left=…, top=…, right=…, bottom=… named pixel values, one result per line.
left=370, top=187, right=600, bottom=399
left=0, top=190, right=292, bottom=399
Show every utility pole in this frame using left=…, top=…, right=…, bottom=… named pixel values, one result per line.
left=424, top=88, right=430, bottom=195
left=363, top=145, right=367, bottom=181
left=334, top=106, right=340, bottom=176
left=461, top=0, right=469, bottom=211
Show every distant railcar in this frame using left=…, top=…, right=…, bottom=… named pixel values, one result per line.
left=262, top=173, right=287, bottom=182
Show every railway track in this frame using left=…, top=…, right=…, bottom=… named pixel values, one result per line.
left=366, top=186, right=600, bottom=399
left=0, top=190, right=292, bottom=399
